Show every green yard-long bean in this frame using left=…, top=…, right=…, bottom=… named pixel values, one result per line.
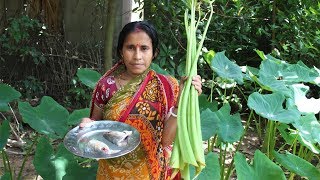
left=170, top=1, right=213, bottom=179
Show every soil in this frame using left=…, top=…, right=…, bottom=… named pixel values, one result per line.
left=0, top=151, right=41, bottom=180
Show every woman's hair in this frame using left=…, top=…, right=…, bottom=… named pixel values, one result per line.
left=117, top=21, right=160, bottom=59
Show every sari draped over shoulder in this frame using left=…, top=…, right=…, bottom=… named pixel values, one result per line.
left=91, top=62, right=179, bottom=180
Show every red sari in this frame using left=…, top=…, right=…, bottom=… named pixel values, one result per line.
left=90, top=62, right=179, bottom=180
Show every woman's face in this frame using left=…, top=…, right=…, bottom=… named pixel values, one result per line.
left=121, top=31, right=154, bottom=77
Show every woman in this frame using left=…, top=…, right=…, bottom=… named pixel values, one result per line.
left=80, top=21, right=202, bottom=180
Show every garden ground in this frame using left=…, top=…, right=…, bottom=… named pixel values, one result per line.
left=1, top=121, right=261, bottom=180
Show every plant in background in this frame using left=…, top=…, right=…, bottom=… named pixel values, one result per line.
left=0, top=15, right=47, bottom=64
left=64, top=76, right=92, bottom=109
left=17, top=76, right=45, bottom=100
left=153, top=43, right=180, bottom=76
left=199, top=50, right=320, bottom=180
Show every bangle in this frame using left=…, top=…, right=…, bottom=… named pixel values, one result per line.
left=169, top=106, right=177, bottom=118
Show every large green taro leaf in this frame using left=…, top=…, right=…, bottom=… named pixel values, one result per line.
left=0, top=120, right=10, bottom=150
left=234, top=150, right=286, bottom=180
left=248, top=92, right=300, bottom=123
left=0, top=172, right=11, bottom=180
left=276, top=123, right=295, bottom=145
left=67, top=108, right=90, bottom=126
left=273, top=151, right=320, bottom=180
left=259, top=58, right=284, bottom=78
left=77, top=68, right=101, bottom=89
left=0, top=83, right=21, bottom=111
left=258, top=74, right=291, bottom=96
left=198, top=94, right=218, bottom=112
left=313, top=66, right=320, bottom=85
left=201, top=103, right=243, bottom=143
left=210, top=51, right=243, bottom=84
left=283, top=63, right=319, bottom=83
left=34, top=137, right=97, bottom=180
left=18, top=96, right=69, bottom=139
left=292, top=113, right=320, bottom=144
left=190, top=152, right=220, bottom=180
left=290, top=84, right=320, bottom=114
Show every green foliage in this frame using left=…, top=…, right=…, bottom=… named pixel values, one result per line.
left=0, top=15, right=47, bottom=64
left=145, top=0, right=319, bottom=80
left=190, top=152, right=221, bottom=180
left=33, top=137, right=97, bottom=180
left=76, top=68, right=101, bottom=89
left=234, top=150, right=286, bottom=180
left=0, top=83, right=21, bottom=111
left=67, top=108, right=90, bottom=126
left=211, top=51, right=244, bottom=85
left=18, top=96, right=70, bottom=139
left=17, top=76, right=44, bottom=99
left=248, top=92, right=300, bottom=123
left=65, top=76, right=92, bottom=109
left=0, top=120, right=10, bottom=150
left=201, top=103, right=243, bottom=142
left=273, top=151, right=320, bottom=180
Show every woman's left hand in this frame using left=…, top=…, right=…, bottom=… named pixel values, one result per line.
left=191, top=75, right=202, bottom=95
left=180, top=75, right=203, bottom=96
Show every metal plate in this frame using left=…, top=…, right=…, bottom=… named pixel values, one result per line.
left=63, top=120, right=140, bottom=159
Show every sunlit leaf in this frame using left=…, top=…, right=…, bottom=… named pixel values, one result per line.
left=293, top=113, right=320, bottom=144
left=273, top=151, right=320, bottom=180
left=203, top=50, right=215, bottom=66
left=0, top=83, right=21, bottom=111
left=283, top=63, right=318, bottom=83
left=34, top=137, right=75, bottom=180
left=0, top=120, right=10, bottom=150
left=290, top=84, right=320, bottom=114
left=254, top=49, right=267, bottom=60
left=18, top=96, right=69, bottom=139
left=248, top=92, right=300, bottom=123
left=77, top=68, right=101, bottom=89
left=234, top=150, right=286, bottom=180
left=258, top=74, right=291, bottom=96
left=211, top=51, right=243, bottom=84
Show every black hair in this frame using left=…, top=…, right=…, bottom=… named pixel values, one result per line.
left=117, top=21, right=159, bottom=59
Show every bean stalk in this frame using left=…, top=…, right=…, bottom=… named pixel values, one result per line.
left=170, top=1, right=214, bottom=179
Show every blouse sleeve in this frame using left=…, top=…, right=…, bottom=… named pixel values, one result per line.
left=93, top=76, right=117, bottom=109
left=167, top=76, right=179, bottom=108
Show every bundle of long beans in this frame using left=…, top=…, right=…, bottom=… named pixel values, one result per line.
left=170, top=0, right=213, bottom=179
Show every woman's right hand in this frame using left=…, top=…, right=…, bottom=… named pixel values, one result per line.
left=79, top=117, right=94, bottom=128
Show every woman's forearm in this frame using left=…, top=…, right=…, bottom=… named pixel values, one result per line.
left=162, top=107, right=178, bottom=147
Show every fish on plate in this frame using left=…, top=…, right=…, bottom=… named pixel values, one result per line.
left=85, top=139, right=111, bottom=154
left=103, top=130, right=133, bottom=147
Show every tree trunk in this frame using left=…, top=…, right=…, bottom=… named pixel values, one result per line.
left=0, top=0, right=5, bottom=33
left=104, top=0, right=118, bottom=71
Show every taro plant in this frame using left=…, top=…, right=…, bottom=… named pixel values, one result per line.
left=198, top=50, right=320, bottom=180
left=0, top=82, right=95, bottom=180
